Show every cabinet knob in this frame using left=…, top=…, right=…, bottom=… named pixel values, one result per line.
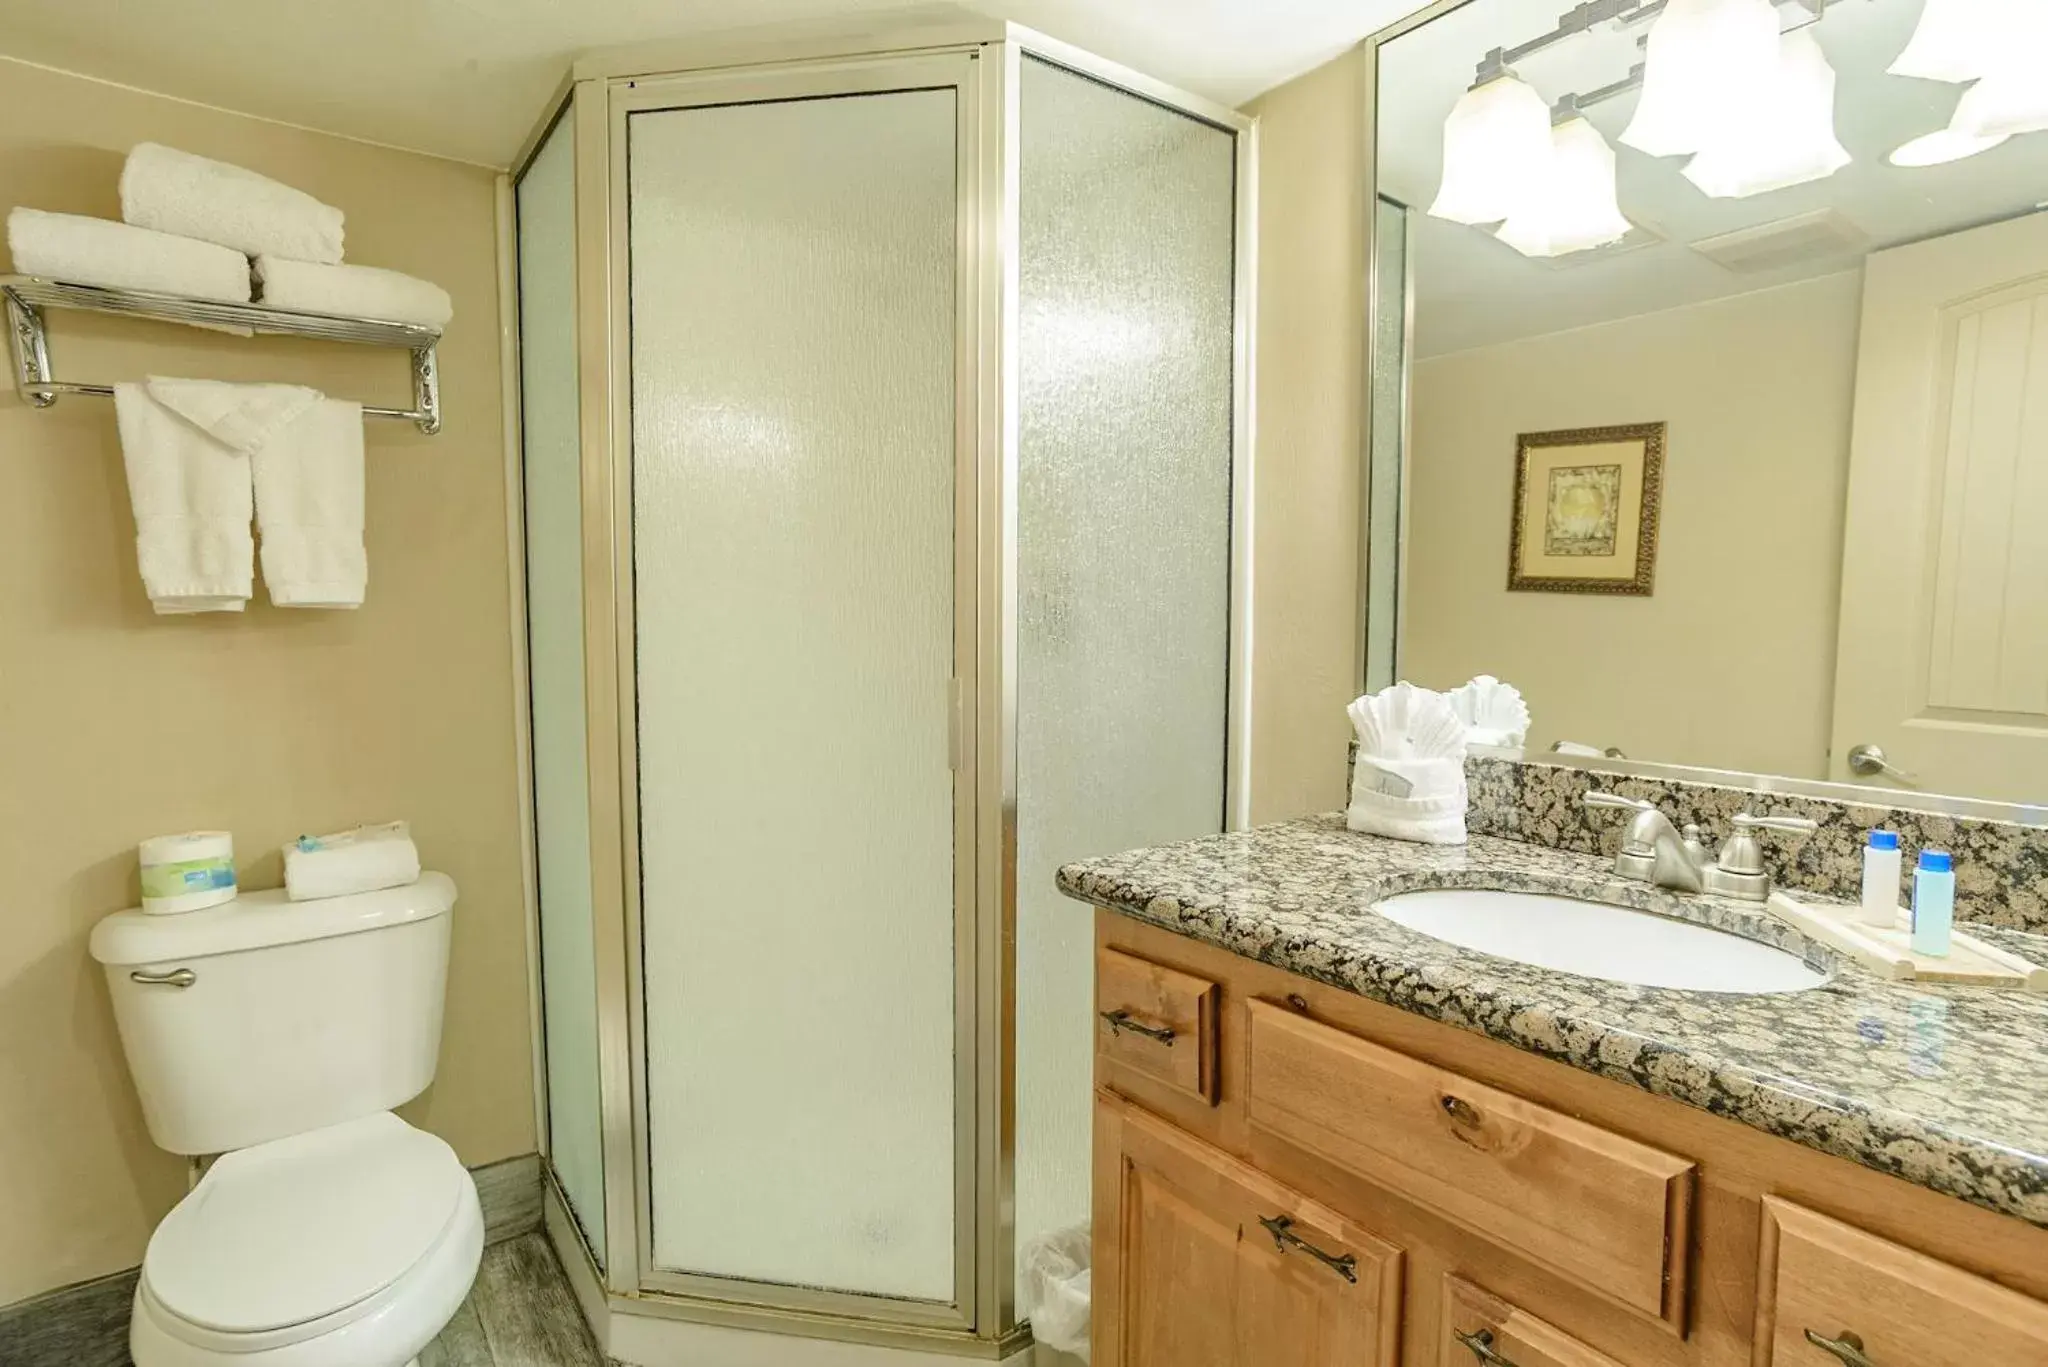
left=1454, top=1327, right=1520, bottom=1366
left=1804, top=1329, right=1877, bottom=1367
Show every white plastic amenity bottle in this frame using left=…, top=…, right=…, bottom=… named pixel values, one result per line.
left=1859, top=830, right=1902, bottom=928
left=1911, top=850, right=1954, bottom=958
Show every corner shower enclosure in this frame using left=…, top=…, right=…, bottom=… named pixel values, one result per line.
left=510, top=20, right=1253, bottom=1357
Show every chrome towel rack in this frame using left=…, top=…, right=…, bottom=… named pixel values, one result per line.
left=2, top=275, right=443, bottom=434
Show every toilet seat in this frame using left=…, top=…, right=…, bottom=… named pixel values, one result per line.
left=131, top=1113, right=482, bottom=1367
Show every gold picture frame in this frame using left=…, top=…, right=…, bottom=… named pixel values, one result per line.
left=1507, top=422, right=1666, bottom=596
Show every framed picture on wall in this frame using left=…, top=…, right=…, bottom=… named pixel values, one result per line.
left=1507, top=422, right=1665, bottom=596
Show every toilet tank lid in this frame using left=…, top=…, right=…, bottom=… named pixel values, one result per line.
left=91, top=872, right=456, bottom=966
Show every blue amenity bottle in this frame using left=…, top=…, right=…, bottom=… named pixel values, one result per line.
left=1911, top=850, right=1954, bottom=958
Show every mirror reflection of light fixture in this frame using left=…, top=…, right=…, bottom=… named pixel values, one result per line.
left=1682, top=29, right=1851, bottom=198
left=1889, top=126, right=2010, bottom=166
left=1889, top=0, right=2009, bottom=83
left=1496, top=115, right=1636, bottom=258
left=1428, top=73, right=1554, bottom=224
left=1621, top=0, right=1782, bottom=157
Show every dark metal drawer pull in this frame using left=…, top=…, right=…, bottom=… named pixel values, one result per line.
left=1454, top=1327, right=1519, bottom=1366
left=1805, top=1329, right=1877, bottom=1367
left=1256, top=1215, right=1357, bottom=1283
left=1099, top=1009, right=1175, bottom=1045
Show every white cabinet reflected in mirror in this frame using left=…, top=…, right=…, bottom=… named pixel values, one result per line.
left=1367, top=0, right=2048, bottom=806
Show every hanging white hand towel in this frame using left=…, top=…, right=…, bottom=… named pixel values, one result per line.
left=252, top=395, right=367, bottom=608
left=1345, top=682, right=1470, bottom=845
left=113, top=379, right=319, bottom=613
left=120, top=142, right=345, bottom=265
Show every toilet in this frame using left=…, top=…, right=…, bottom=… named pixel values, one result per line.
left=90, top=873, right=482, bottom=1367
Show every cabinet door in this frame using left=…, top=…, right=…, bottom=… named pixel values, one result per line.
left=1094, top=1094, right=1402, bottom=1367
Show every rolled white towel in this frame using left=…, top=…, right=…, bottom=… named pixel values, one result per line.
left=255, top=256, right=452, bottom=329
left=284, top=821, right=421, bottom=902
left=8, top=207, right=252, bottom=304
left=121, top=142, right=344, bottom=265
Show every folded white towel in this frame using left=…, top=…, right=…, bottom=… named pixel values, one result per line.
left=1346, top=683, right=1470, bottom=845
left=284, top=821, right=420, bottom=902
left=255, top=256, right=451, bottom=329
left=1448, top=675, right=1532, bottom=749
left=113, top=379, right=319, bottom=613
left=121, top=142, right=344, bottom=265
left=251, top=394, right=367, bottom=608
left=9, top=208, right=253, bottom=312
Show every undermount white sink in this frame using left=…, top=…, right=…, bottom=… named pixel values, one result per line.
left=1376, top=888, right=1828, bottom=994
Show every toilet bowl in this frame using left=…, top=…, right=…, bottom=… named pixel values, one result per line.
left=128, top=1112, right=483, bottom=1367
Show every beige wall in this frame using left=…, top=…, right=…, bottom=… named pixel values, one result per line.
left=1403, top=272, right=1863, bottom=778
left=0, top=57, right=533, bottom=1304
left=1244, top=49, right=1367, bottom=822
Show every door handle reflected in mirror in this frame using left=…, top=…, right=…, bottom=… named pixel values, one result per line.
left=1846, top=745, right=1918, bottom=786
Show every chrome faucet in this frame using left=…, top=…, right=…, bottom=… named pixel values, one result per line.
left=1581, top=793, right=1818, bottom=901
left=1582, top=793, right=1703, bottom=893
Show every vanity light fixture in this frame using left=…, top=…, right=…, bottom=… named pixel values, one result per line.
left=1888, top=0, right=2015, bottom=83
left=1888, top=126, right=2010, bottom=166
left=1682, top=28, right=1851, bottom=198
left=1951, top=65, right=2048, bottom=139
left=1620, top=0, right=1784, bottom=157
left=1497, top=114, right=1637, bottom=257
left=1428, top=72, right=1554, bottom=225
left=1886, top=1, right=2048, bottom=163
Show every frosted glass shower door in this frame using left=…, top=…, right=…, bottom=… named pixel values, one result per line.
left=626, top=76, right=963, bottom=1304
left=1012, top=57, right=1240, bottom=1301
left=516, top=113, right=607, bottom=1263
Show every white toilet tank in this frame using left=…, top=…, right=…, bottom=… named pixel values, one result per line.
left=90, top=874, right=457, bottom=1155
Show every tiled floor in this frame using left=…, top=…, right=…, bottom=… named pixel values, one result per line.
left=418, top=1234, right=607, bottom=1367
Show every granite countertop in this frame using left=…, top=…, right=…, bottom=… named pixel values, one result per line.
left=1057, top=815, right=2048, bottom=1229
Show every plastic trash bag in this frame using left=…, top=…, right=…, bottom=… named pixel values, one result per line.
left=1020, top=1222, right=1092, bottom=1361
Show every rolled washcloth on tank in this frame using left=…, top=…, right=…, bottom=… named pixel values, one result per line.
left=284, top=821, right=421, bottom=902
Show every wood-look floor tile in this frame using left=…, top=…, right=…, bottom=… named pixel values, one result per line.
left=471, top=1235, right=605, bottom=1367
left=418, top=1293, right=494, bottom=1367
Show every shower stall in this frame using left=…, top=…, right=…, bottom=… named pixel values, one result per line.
left=509, top=19, right=1253, bottom=1359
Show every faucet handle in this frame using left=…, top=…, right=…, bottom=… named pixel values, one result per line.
left=1731, top=812, right=1819, bottom=837
left=1707, top=812, right=1820, bottom=898
left=1581, top=792, right=1651, bottom=814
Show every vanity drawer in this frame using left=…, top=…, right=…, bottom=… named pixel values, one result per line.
left=1244, top=1000, right=1694, bottom=1331
left=1439, top=1275, right=1626, bottom=1367
left=1756, top=1197, right=2048, bottom=1365
left=1096, top=947, right=1219, bottom=1104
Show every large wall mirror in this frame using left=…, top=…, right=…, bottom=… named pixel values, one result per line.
left=1367, top=0, right=2048, bottom=807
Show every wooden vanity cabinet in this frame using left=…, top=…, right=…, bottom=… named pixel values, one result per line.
left=1093, top=913, right=2048, bottom=1367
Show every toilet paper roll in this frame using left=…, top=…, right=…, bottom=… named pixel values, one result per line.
left=139, top=831, right=237, bottom=915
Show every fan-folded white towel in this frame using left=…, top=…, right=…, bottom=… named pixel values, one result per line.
left=1448, top=674, right=1532, bottom=749
left=251, top=394, right=366, bottom=608
left=9, top=208, right=252, bottom=307
left=255, top=256, right=452, bottom=329
left=1346, top=683, right=1470, bottom=845
left=285, top=821, right=420, bottom=901
left=113, top=379, right=320, bottom=613
left=121, top=142, right=344, bottom=265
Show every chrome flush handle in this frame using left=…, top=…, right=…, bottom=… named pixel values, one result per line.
left=1098, top=1010, right=1175, bottom=1045
left=1256, top=1215, right=1358, bottom=1283
left=130, top=967, right=196, bottom=988
left=1454, top=1327, right=1521, bottom=1366
left=1804, top=1329, right=1878, bottom=1367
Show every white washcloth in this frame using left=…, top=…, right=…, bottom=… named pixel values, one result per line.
left=121, top=142, right=344, bottom=265
left=250, top=395, right=366, bottom=608
left=255, top=257, right=452, bottom=329
left=285, top=821, right=420, bottom=901
left=1448, top=675, right=1532, bottom=749
left=1346, top=683, right=1470, bottom=845
left=113, top=379, right=317, bottom=613
left=9, top=208, right=252, bottom=303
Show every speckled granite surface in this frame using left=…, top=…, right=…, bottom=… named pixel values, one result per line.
left=1465, top=753, right=2048, bottom=932
left=1058, top=816, right=2048, bottom=1229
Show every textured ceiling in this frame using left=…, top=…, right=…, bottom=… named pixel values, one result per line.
left=0, top=0, right=1430, bottom=167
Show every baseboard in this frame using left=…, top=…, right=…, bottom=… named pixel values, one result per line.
left=0, top=1150, right=544, bottom=1367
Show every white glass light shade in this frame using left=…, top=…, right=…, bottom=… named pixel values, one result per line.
left=1621, top=0, right=1782, bottom=157
left=1496, top=117, right=1635, bottom=258
left=1889, top=0, right=2013, bottom=83
left=1952, top=68, right=2048, bottom=138
left=1889, top=127, right=2010, bottom=166
left=1683, top=30, right=1851, bottom=199
left=1428, top=74, right=1554, bottom=225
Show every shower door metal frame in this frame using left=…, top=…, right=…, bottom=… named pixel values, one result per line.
left=505, top=20, right=1257, bottom=1357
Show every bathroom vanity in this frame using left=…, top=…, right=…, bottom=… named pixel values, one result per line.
left=1062, top=819, right=2048, bottom=1366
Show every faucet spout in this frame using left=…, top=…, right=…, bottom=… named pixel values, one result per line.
left=1581, top=793, right=1705, bottom=894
